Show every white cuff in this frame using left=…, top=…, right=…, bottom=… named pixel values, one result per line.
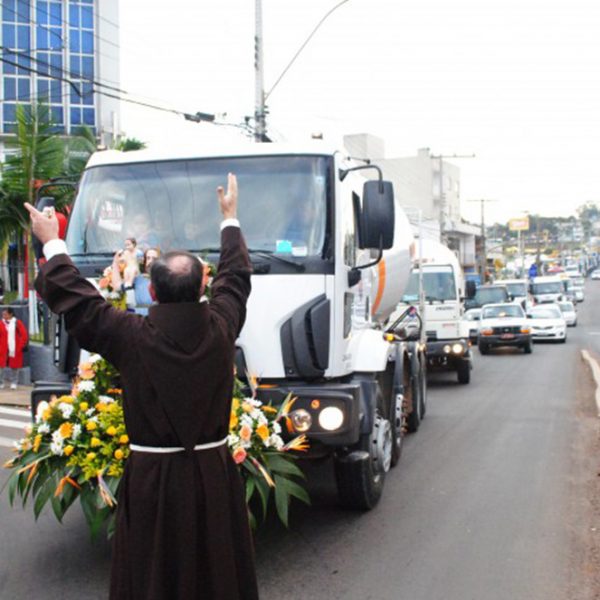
left=220, top=218, right=240, bottom=230
left=43, top=239, right=68, bottom=261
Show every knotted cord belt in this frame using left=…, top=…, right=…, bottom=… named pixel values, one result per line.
left=129, top=436, right=228, bottom=454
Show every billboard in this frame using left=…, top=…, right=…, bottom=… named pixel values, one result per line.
left=508, top=217, right=530, bottom=231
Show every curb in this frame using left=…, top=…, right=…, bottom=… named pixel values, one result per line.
left=581, top=350, right=600, bottom=418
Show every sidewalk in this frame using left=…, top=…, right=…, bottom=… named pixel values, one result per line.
left=0, top=386, right=31, bottom=408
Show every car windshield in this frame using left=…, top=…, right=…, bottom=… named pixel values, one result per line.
left=66, top=155, right=330, bottom=258
left=402, top=267, right=456, bottom=302
left=474, top=287, right=509, bottom=306
left=505, top=283, right=527, bottom=297
left=558, top=302, right=574, bottom=312
left=531, top=282, right=563, bottom=294
left=530, top=307, right=562, bottom=319
left=482, top=305, right=524, bottom=319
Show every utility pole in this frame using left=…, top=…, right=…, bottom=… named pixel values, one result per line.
left=467, top=199, right=496, bottom=283
left=254, top=0, right=267, bottom=142
left=430, top=153, right=475, bottom=245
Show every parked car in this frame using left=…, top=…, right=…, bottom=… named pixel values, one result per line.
left=477, top=303, right=532, bottom=355
left=591, top=270, right=600, bottom=280
left=557, top=301, right=577, bottom=326
left=527, top=304, right=567, bottom=343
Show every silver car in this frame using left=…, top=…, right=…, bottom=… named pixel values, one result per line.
left=558, top=301, right=577, bottom=327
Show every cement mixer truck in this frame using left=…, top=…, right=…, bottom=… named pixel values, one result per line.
left=399, top=239, right=474, bottom=384
left=33, top=141, right=426, bottom=510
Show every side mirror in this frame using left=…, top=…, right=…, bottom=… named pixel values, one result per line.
left=358, top=180, right=395, bottom=250
left=465, top=280, right=477, bottom=299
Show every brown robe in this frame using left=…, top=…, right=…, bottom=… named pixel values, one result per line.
left=35, top=226, right=258, bottom=600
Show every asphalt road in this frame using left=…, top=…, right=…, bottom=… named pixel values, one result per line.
left=1, top=281, right=598, bottom=599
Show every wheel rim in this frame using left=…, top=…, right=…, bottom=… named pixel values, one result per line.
left=371, top=413, right=393, bottom=475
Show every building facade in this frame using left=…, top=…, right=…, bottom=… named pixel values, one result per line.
left=0, top=0, right=119, bottom=155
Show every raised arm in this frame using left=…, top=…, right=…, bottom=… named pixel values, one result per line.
left=25, top=203, right=136, bottom=368
left=209, top=174, right=252, bottom=341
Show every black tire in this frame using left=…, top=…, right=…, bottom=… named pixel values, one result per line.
left=478, top=342, right=489, bottom=355
left=335, top=403, right=390, bottom=510
left=419, top=356, right=427, bottom=419
left=457, top=359, right=471, bottom=384
left=405, top=369, right=420, bottom=433
left=523, top=340, right=533, bottom=354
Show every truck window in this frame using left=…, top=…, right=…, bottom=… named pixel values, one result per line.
left=66, top=155, right=330, bottom=258
left=402, top=266, right=456, bottom=302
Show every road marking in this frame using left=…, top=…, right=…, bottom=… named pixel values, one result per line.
left=0, top=418, right=29, bottom=431
left=0, top=406, right=30, bottom=419
left=0, top=435, right=18, bottom=448
left=581, top=350, right=600, bottom=417
left=587, top=332, right=600, bottom=336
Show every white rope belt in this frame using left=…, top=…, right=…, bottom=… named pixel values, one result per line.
left=129, top=436, right=228, bottom=454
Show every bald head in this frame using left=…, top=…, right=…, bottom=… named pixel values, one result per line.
left=150, top=251, right=204, bottom=303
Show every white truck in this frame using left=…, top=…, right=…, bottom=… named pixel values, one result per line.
left=530, top=275, right=565, bottom=304
left=33, top=141, right=427, bottom=510
left=399, top=239, right=473, bottom=384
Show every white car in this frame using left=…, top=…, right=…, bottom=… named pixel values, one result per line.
left=558, top=301, right=577, bottom=326
left=591, top=270, right=600, bottom=280
left=527, top=304, right=567, bottom=343
left=573, top=286, right=584, bottom=302
left=477, top=303, right=532, bottom=354
left=463, top=308, right=482, bottom=343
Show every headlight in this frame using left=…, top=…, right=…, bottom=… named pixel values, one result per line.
left=443, top=345, right=451, bottom=354
left=290, top=409, right=312, bottom=433
left=452, top=343, right=464, bottom=354
left=480, top=328, right=493, bottom=336
left=318, top=406, right=344, bottom=431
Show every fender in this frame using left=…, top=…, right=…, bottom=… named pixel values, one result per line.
left=348, top=329, right=395, bottom=373
left=392, top=343, right=409, bottom=397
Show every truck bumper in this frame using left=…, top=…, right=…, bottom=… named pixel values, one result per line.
left=426, top=339, right=470, bottom=370
left=256, top=383, right=362, bottom=447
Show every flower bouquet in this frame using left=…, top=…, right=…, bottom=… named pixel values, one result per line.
left=97, top=265, right=126, bottom=310
left=4, top=356, right=309, bottom=539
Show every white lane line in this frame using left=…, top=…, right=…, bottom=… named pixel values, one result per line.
left=581, top=350, right=600, bottom=417
left=0, top=406, right=30, bottom=419
left=0, top=418, right=29, bottom=431
left=0, top=436, right=18, bottom=448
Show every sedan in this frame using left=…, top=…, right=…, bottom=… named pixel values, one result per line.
left=527, top=304, right=567, bottom=343
left=478, top=303, right=532, bottom=355
left=591, top=270, right=600, bottom=280
left=558, top=301, right=577, bottom=327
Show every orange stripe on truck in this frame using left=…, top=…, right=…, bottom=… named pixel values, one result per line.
left=371, top=259, right=387, bottom=316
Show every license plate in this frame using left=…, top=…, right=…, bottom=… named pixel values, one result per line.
left=500, top=333, right=515, bottom=339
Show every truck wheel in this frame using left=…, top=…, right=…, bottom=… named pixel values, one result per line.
left=390, top=391, right=404, bottom=468
left=457, top=359, right=470, bottom=384
left=523, top=340, right=533, bottom=354
left=405, top=369, right=420, bottom=433
left=478, top=342, right=489, bottom=355
left=335, top=410, right=390, bottom=510
left=419, top=356, right=427, bottom=419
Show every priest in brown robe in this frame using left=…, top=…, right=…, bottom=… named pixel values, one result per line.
left=25, top=174, right=259, bottom=600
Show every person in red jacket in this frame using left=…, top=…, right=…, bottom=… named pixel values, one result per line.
left=0, top=308, right=28, bottom=390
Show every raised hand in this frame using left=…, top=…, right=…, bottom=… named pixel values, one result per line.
left=24, top=203, right=59, bottom=245
left=216, top=173, right=238, bottom=220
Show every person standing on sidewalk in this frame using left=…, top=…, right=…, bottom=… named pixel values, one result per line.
left=0, top=308, right=28, bottom=390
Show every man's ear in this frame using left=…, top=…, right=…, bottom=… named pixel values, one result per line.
left=148, top=282, right=157, bottom=302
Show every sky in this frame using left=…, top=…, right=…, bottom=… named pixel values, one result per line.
left=116, top=0, right=600, bottom=225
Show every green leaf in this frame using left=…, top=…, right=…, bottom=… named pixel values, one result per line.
left=280, top=478, right=311, bottom=506
left=50, top=494, right=65, bottom=523
left=245, top=476, right=256, bottom=503
left=274, top=475, right=290, bottom=528
left=7, top=471, right=20, bottom=506
left=263, top=454, right=305, bottom=478
left=254, top=475, right=270, bottom=521
left=33, top=475, right=56, bottom=520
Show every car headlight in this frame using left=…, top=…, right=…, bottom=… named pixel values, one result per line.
left=318, top=406, right=344, bottom=431
left=452, top=343, right=464, bottom=354
left=290, top=409, right=312, bottom=433
left=443, top=344, right=452, bottom=353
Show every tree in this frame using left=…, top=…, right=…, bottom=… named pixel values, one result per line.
left=113, top=136, right=146, bottom=152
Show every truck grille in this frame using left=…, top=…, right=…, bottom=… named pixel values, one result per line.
left=492, top=326, right=521, bottom=334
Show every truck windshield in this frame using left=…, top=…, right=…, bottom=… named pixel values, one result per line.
left=66, top=155, right=329, bottom=258
left=505, top=282, right=527, bottom=297
left=473, top=287, right=508, bottom=306
left=402, top=267, right=456, bottom=302
left=531, top=282, right=562, bottom=294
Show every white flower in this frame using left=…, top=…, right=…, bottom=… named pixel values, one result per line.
left=272, top=421, right=282, bottom=435
left=52, top=430, right=64, bottom=444
left=72, top=424, right=82, bottom=440
left=88, top=354, right=102, bottom=364
left=50, top=441, right=64, bottom=456
left=88, top=416, right=98, bottom=424
left=38, top=423, right=50, bottom=434
left=240, top=414, right=253, bottom=427
left=227, top=434, right=240, bottom=447
left=85, top=408, right=95, bottom=417
left=78, top=380, right=95, bottom=393
left=35, top=401, right=49, bottom=423
left=98, top=395, right=115, bottom=404
left=108, top=291, right=121, bottom=300
left=269, top=434, right=284, bottom=451
left=59, top=402, right=74, bottom=419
